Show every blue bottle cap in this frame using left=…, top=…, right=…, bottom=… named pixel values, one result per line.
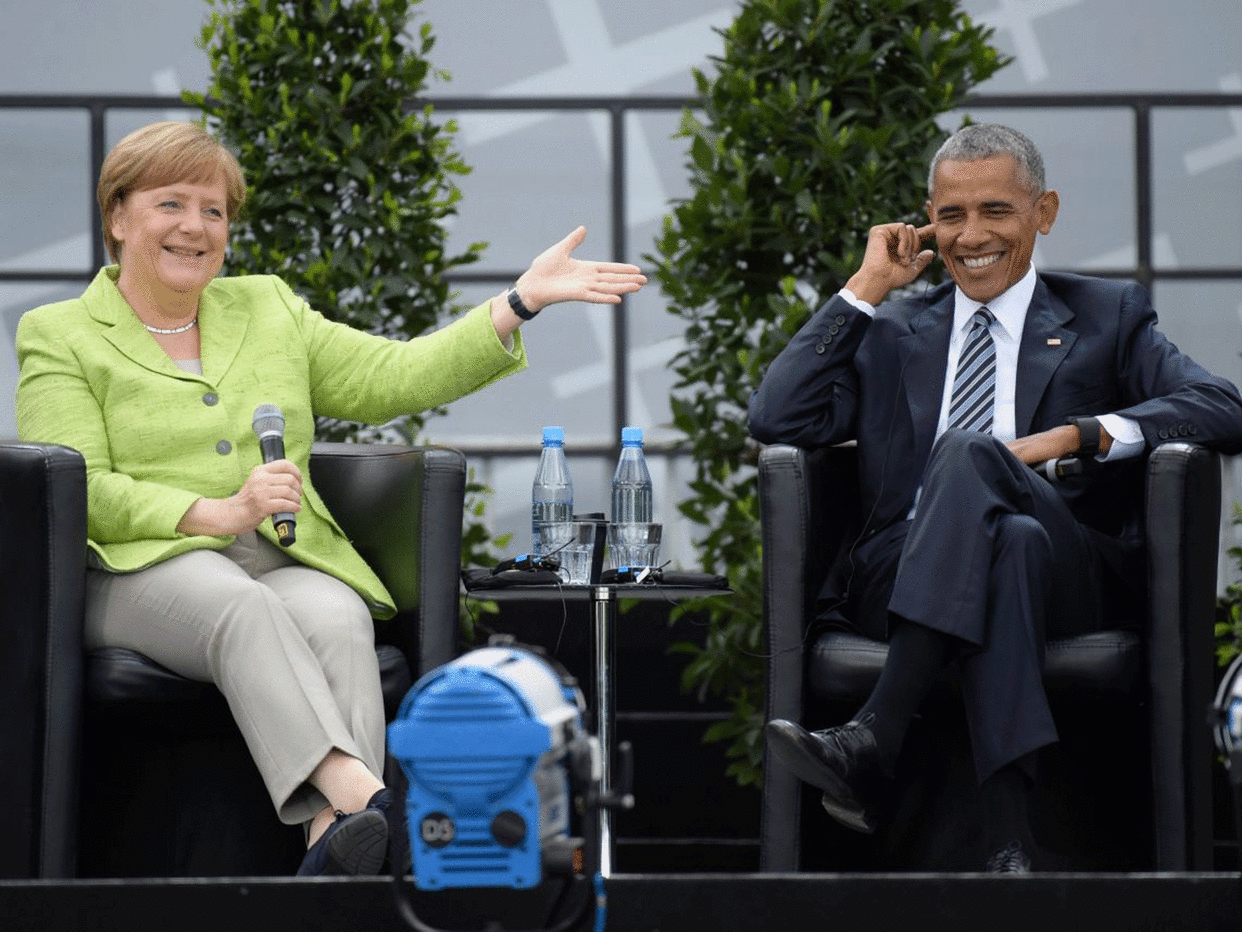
left=620, top=426, right=643, bottom=446
left=542, top=426, right=564, bottom=445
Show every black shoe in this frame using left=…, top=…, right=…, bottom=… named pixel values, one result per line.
left=985, top=840, right=1032, bottom=874
left=366, top=787, right=413, bottom=874
left=765, top=714, right=890, bottom=834
left=297, top=807, right=389, bottom=877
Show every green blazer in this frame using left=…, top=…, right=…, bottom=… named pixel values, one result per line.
left=15, top=267, right=526, bottom=618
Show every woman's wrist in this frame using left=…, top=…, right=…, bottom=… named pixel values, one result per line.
left=489, top=292, right=521, bottom=348
left=177, top=495, right=246, bottom=537
left=511, top=273, right=547, bottom=315
left=506, top=284, right=540, bottom=320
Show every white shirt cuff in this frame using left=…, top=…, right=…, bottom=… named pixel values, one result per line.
left=839, top=288, right=876, bottom=318
left=1096, top=414, right=1144, bottom=462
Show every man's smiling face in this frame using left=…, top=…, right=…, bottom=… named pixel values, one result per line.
left=926, top=155, right=1059, bottom=304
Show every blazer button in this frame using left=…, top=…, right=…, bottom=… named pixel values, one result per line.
left=829, top=324, right=840, bottom=335
left=1178, top=424, right=1190, bottom=437
left=202, top=392, right=219, bottom=406
left=1157, top=428, right=1169, bottom=441
left=815, top=342, right=826, bottom=354
left=216, top=440, right=232, bottom=455
left=835, top=315, right=846, bottom=325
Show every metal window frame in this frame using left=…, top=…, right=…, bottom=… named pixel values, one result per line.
left=2, top=91, right=1241, bottom=461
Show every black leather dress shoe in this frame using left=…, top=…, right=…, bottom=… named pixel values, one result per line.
left=765, top=714, right=891, bottom=834
left=985, top=840, right=1032, bottom=874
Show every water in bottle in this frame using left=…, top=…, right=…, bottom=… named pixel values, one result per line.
left=531, top=426, right=573, bottom=557
left=610, top=426, right=655, bottom=566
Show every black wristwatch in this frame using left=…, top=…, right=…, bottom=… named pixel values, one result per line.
left=507, top=286, right=539, bottom=321
left=1066, top=416, right=1102, bottom=458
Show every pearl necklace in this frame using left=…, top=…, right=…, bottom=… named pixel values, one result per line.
left=144, top=318, right=198, bottom=335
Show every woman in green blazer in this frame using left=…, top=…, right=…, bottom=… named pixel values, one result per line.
left=14, top=121, right=645, bottom=876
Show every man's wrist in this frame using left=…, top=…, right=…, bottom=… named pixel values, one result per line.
left=843, top=272, right=889, bottom=308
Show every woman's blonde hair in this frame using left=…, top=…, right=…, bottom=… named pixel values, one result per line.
left=97, top=121, right=246, bottom=263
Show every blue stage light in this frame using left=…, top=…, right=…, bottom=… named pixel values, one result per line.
left=388, top=642, right=594, bottom=891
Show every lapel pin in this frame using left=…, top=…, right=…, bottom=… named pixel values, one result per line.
left=1047, top=338, right=1062, bottom=346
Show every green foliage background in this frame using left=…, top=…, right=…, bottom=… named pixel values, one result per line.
left=185, top=0, right=481, bottom=442
left=652, top=0, right=1009, bottom=786
left=1217, top=504, right=1242, bottom=667
left=184, top=0, right=506, bottom=577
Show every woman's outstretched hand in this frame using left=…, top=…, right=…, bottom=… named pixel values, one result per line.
left=491, top=226, right=647, bottom=340
left=518, top=225, right=646, bottom=310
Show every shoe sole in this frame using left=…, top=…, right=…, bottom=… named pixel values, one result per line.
left=325, top=809, right=389, bottom=876
left=820, top=790, right=876, bottom=834
left=766, top=722, right=879, bottom=835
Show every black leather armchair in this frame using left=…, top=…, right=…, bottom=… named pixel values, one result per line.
left=758, top=441, right=1220, bottom=872
left=0, top=439, right=466, bottom=878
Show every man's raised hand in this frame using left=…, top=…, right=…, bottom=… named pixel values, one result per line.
left=845, top=222, right=937, bottom=307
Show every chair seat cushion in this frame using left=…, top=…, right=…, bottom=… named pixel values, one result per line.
left=807, top=629, right=1145, bottom=704
left=86, top=644, right=414, bottom=712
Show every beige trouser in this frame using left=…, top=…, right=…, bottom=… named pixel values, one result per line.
left=84, top=532, right=385, bottom=825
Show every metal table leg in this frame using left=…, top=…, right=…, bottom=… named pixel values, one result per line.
left=591, top=585, right=615, bottom=877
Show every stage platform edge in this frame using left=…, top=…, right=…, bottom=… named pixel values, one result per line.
left=2, top=872, right=1240, bottom=932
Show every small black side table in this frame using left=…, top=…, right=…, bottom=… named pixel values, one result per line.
left=462, top=579, right=730, bottom=876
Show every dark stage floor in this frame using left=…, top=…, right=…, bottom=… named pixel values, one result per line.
left=3, top=872, right=1241, bottom=932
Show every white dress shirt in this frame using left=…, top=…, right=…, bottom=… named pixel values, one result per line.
left=840, top=264, right=1143, bottom=461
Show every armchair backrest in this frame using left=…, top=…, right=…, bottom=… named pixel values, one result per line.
left=308, top=442, right=466, bottom=675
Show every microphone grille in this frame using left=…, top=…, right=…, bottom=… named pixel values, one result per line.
left=252, top=404, right=285, bottom=437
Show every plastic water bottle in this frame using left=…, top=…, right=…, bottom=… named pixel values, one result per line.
left=610, top=426, right=652, bottom=525
left=531, top=426, right=573, bottom=556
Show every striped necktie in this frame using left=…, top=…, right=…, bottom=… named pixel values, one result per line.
left=947, top=307, right=996, bottom=433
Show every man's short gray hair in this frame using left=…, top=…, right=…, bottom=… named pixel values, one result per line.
left=927, top=123, right=1046, bottom=196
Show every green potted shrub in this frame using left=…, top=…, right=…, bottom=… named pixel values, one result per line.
left=652, top=0, right=1009, bottom=785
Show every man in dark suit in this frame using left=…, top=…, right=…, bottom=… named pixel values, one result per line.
left=749, top=123, right=1242, bottom=872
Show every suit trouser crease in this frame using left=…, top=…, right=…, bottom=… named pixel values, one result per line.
left=84, top=532, right=385, bottom=826
left=881, top=431, right=1104, bottom=783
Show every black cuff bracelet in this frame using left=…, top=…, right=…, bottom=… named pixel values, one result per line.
left=507, top=287, right=539, bottom=321
left=1067, top=416, right=1102, bottom=458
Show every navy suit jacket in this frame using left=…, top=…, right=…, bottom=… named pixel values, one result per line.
left=749, top=271, right=1242, bottom=590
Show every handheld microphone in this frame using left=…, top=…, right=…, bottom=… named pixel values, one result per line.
left=251, top=404, right=297, bottom=546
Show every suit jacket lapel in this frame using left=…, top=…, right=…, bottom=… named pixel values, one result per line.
left=898, top=293, right=953, bottom=478
left=1015, top=275, right=1076, bottom=436
left=83, top=269, right=249, bottom=386
left=85, top=270, right=189, bottom=380
left=197, top=282, right=249, bottom=383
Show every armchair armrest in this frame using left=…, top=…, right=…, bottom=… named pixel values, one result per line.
left=308, top=442, right=466, bottom=676
left=756, top=442, right=858, bottom=870
left=758, top=443, right=859, bottom=721
left=0, top=441, right=86, bottom=878
left=1145, top=441, right=1220, bottom=870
